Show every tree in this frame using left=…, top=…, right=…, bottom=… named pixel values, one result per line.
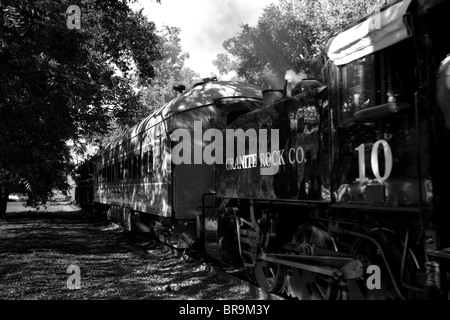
left=136, top=26, right=200, bottom=121
left=214, top=0, right=390, bottom=88
left=212, top=53, right=239, bottom=77
left=77, top=26, right=201, bottom=185
left=0, top=0, right=162, bottom=218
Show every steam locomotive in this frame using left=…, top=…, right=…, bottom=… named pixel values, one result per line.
left=76, top=0, right=450, bottom=300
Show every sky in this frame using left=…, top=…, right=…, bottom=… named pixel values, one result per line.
left=131, top=0, right=275, bottom=79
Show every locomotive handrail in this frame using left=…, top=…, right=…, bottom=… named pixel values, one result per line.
left=428, top=249, right=450, bottom=260
left=353, top=101, right=412, bottom=122
left=212, top=96, right=263, bottom=104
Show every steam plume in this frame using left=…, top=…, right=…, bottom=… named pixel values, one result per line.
left=285, top=69, right=308, bottom=84
left=284, top=69, right=308, bottom=96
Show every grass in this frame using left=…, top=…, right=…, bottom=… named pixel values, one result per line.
left=0, top=203, right=257, bottom=300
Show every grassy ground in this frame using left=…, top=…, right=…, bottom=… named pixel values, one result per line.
left=0, top=202, right=256, bottom=300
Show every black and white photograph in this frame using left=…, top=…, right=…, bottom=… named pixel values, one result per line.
left=1, top=0, right=450, bottom=313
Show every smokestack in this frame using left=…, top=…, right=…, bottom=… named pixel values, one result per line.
left=262, top=88, right=286, bottom=106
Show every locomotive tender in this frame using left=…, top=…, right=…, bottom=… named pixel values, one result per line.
left=76, top=0, right=450, bottom=300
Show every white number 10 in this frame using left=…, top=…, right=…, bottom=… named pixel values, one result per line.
left=355, top=140, right=393, bottom=182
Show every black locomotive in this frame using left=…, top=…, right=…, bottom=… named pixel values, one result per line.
left=76, top=0, right=450, bottom=300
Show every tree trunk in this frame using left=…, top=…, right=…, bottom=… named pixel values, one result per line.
left=0, top=192, right=8, bottom=221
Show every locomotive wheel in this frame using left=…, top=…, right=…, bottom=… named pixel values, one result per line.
left=285, top=224, right=339, bottom=300
left=346, top=232, right=415, bottom=300
left=254, top=259, right=284, bottom=293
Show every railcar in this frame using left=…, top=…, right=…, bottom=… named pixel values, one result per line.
left=91, top=79, right=263, bottom=248
left=75, top=177, right=94, bottom=210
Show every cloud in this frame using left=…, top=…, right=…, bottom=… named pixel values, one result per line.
left=134, top=0, right=273, bottom=78
left=190, top=0, right=259, bottom=50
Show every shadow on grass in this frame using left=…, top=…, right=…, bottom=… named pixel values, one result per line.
left=0, top=209, right=257, bottom=300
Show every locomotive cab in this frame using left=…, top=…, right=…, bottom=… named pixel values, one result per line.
left=328, top=22, right=424, bottom=207
left=322, top=0, right=450, bottom=299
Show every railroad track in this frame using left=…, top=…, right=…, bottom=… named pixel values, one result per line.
left=127, top=230, right=286, bottom=301
left=197, top=261, right=286, bottom=301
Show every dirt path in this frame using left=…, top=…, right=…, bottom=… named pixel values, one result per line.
left=0, top=202, right=257, bottom=300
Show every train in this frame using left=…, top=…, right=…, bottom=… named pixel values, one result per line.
left=75, top=0, right=450, bottom=300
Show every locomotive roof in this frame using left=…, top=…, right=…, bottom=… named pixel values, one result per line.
left=327, top=0, right=412, bottom=65
left=102, top=80, right=263, bottom=154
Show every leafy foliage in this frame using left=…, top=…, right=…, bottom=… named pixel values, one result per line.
left=214, top=0, right=391, bottom=88
left=213, top=53, right=239, bottom=77
left=75, top=27, right=201, bottom=183
left=0, top=0, right=162, bottom=205
left=139, top=26, right=200, bottom=118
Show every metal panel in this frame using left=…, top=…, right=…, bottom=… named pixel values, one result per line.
left=327, top=0, right=412, bottom=66
left=174, top=164, right=214, bottom=219
left=216, top=87, right=331, bottom=202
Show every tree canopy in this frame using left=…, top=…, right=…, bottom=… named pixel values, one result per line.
left=213, top=0, right=391, bottom=88
left=137, top=26, right=200, bottom=122
left=95, top=25, right=201, bottom=155
left=0, top=0, right=162, bottom=208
